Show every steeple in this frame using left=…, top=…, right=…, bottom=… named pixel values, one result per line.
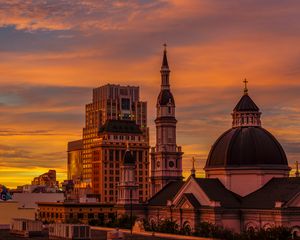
left=160, top=43, right=170, bottom=90
left=151, top=45, right=183, bottom=196
left=232, top=80, right=261, bottom=128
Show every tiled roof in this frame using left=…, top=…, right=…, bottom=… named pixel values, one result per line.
left=195, top=178, right=241, bottom=208
left=183, top=193, right=201, bottom=208
left=241, top=177, right=300, bottom=209
left=148, top=181, right=184, bottom=206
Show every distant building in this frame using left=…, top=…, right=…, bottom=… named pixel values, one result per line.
left=81, top=84, right=148, bottom=182
left=67, top=140, right=83, bottom=181
left=31, top=170, right=58, bottom=188
left=37, top=202, right=115, bottom=224
left=91, top=119, right=149, bottom=203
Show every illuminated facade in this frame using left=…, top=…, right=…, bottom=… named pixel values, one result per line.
left=31, top=170, right=57, bottom=188
left=67, top=140, right=83, bottom=181
left=91, top=120, right=149, bottom=203
left=82, top=84, right=148, bottom=181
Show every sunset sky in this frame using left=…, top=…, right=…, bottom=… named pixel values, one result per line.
left=1, top=0, right=300, bottom=188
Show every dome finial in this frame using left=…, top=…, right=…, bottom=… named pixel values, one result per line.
left=191, top=157, right=196, bottom=177
left=296, top=161, right=299, bottom=177
left=243, top=78, right=248, bottom=95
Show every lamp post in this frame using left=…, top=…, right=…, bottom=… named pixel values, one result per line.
left=130, top=189, right=133, bottom=237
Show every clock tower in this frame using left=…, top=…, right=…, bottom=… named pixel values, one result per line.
left=150, top=45, right=183, bottom=196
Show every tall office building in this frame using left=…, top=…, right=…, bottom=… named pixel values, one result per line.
left=82, top=84, right=148, bottom=181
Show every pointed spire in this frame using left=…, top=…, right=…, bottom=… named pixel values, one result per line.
left=162, top=43, right=169, bottom=69
left=243, top=78, right=248, bottom=95
left=160, top=43, right=170, bottom=89
left=191, top=157, right=196, bottom=177
left=296, top=161, right=299, bottom=177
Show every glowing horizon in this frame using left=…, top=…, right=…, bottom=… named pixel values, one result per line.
left=1, top=0, right=300, bottom=188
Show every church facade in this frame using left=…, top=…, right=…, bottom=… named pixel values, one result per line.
left=139, top=47, right=300, bottom=235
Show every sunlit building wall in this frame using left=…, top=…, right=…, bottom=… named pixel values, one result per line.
left=67, top=140, right=83, bottom=181
left=91, top=120, right=149, bottom=203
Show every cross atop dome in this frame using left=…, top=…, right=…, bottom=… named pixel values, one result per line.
left=243, top=78, right=248, bottom=95
left=232, top=80, right=261, bottom=128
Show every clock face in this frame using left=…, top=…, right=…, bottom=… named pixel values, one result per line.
left=156, top=161, right=160, bottom=168
left=169, top=161, right=174, bottom=168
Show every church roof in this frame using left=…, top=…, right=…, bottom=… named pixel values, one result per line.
left=147, top=181, right=184, bottom=206
left=157, top=89, right=175, bottom=106
left=241, top=177, right=300, bottom=209
left=195, top=178, right=241, bottom=208
left=233, top=94, right=259, bottom=112
left=205, top=127, right=288, bottom=168
left=182, top=193, right=202, bottom=208
left=99, top=120, right=142, bottom=134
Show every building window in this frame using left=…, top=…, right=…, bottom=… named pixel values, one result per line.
left=88, top=213, right=94, bottom=219
left=78, top=213, right=84, bottom=219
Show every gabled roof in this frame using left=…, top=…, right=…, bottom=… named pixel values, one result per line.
left=148, top=181, right=184, bottom=206
left=182, top=193, right=201, bottom=208
left=241, top=177, right=300, bottom=209
left=194, top=178, right=241, bottom=208
left=99, top=120, right=142, bottom=134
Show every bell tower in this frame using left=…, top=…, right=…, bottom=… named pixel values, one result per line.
left=150, top=45, right=183, bottom=196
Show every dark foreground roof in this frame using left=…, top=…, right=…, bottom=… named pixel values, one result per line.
left=233, top=94, right=259, bottom=112
left=99, top=120, right=142, bottom=134
left=148, top=181, right=184, bottom=206
left=206, top=127, right=288, bottom=168
left=242, top=177, right=300, bottom=209
left=195, top=178, right=241, bottom=208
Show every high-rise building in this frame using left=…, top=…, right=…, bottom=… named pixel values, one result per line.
left=82, top=84, right=148, bottom=181
left=91, top=119, right=149, bottom=203
left=150, top=45, right=183, bottom=196
left=67, top=140, right=83, bottom=181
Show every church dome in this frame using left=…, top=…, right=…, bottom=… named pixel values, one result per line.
left=205, top=127, right=288, bottom=168
left=205, top=81, right=288, bottom=170
left=157, top=89, right=175, bottom=106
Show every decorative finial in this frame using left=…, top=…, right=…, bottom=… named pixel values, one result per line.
left=243, top=78, right=248, bottom=95
left=191, top=157, right=196, bottom=176
left=163, top=43, right=167, bottom=52
left=296, top=161, right=299, bottom=177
